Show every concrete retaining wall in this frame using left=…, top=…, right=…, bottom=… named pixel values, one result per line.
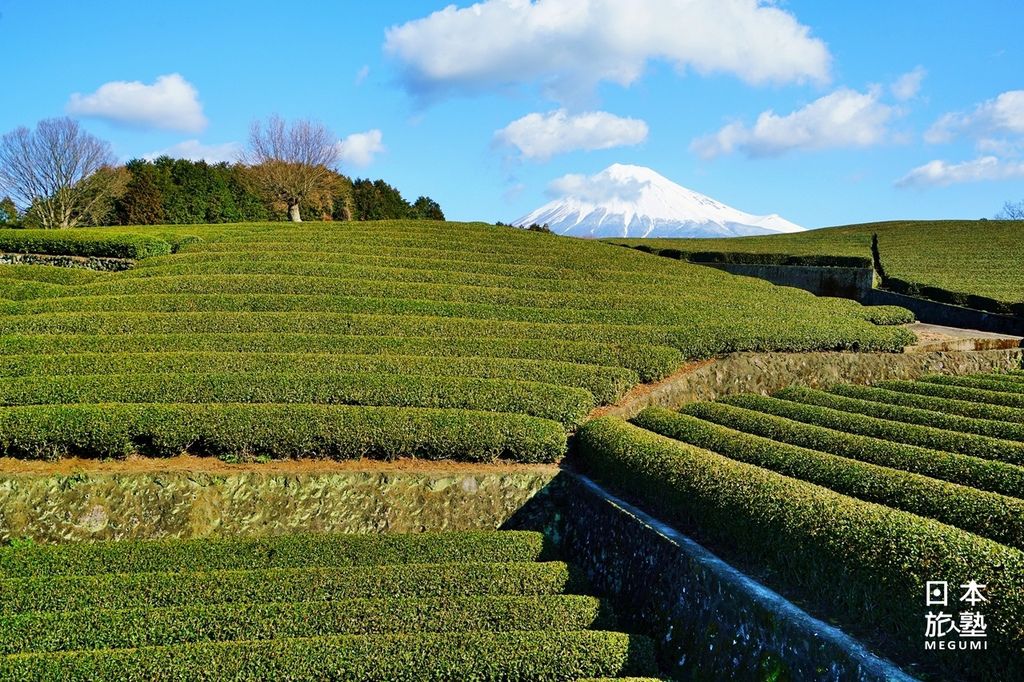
left=864, top=288, right=1024, bottom=335
left=559, top=473, right=915, bottom=682
left=603, top=347, right=1023, bottom=419
left=707, top=262, right=875, bottom=299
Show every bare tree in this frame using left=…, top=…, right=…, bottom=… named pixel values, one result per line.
left=242, top=115, right=341, bottom=222
left=996, top=199, right=1024, bottom=220
left=0, top=117, right=122, bottom=228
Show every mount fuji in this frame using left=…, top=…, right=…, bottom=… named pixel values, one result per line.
left=514, top=164, right=804, bottom=238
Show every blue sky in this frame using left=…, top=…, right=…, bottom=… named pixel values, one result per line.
left=1, top=0, right=1022, bottom=228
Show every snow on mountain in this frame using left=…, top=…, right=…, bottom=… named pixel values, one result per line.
left=513, top=164, right=804, bottom=238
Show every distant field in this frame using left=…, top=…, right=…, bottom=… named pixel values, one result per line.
left=0, top=530, right=659, bottom=680
left=578, top=370, right=1024, bottom=678
left=608, top=220, right=1024, bottom=314
left=0, top=221, right=912, bottom=462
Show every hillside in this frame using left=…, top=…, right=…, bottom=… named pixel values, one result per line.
left=608, top=220, right=1024, bottom=314
left=0, top=220, right=914, bottom=462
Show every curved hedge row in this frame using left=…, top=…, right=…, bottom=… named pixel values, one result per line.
left=679, top=401, right=1024, bottom=498
left=575, top=417, right=1024, bottom=678
left=0, top=561, right=580, bottom=614
left=0, top=334, right=681, bottom=383
left=634, top=407, right=1024, bottom=548
left=878, top=379, right=1024, bottom=410
left=0, top=229, right=172, bottom=259
left=0, top=373, right=594, bottom=425
left=720, top=393, right=1024, bottom=465
left=0, top=311, right=915, bottom=356
left=829, top=383, right=1024, bottom=426
left=0, top=352, right=637, bottom=405
left=924, top=374, right=1024, bottom=398
left=0, top=630, right=658, bottom=682
left=776, top=385, right=1024, bottom=441
left=0, top=403, right=566, bottom=462
left=0, top=595, right=611, bottom=654
left=0, top=530, right=547, bottom=579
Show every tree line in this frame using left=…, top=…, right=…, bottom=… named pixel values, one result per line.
left=0, top=116, right=444, bottom=228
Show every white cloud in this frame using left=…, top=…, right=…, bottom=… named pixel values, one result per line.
left=336, top=129, right=385, bottom=167
left=495, top=109, right=648, bottom=160
left=546, top=170, right=648, bottom=203
left=890, top=66, right=926, bottom=101
left=895, top=156, right=1024, bottom=188
left=925, top=90, right=1024, bottom=144
left=691, top=87, right=896, bottom=159
left=67, top=73, right=207, bottom=133
left=142, top=140, right=242, bottom=164
left=385, top=0, right=831, bottom=102
left=355, top=65, right=370, bottom=85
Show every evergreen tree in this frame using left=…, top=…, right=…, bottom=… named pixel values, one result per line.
left=412, top=196, right=445, bottom=220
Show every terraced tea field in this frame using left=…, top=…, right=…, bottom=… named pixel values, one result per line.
left=0, top=220, right=913, bottom=463
left=577, top=370, right=1024, bottom=677
left=609, top=220, right=1024, bottom=315
left=0, top=530, right=658, bottom=681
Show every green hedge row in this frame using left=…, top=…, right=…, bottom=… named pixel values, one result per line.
left=720, top=393, right=1024, bottom=465
left=67, top=272, right=816, bottom=314
left=877, top=379, right=1024, bottom=410
left=0, top=333, right=681, bottom=383
left=0, top=229, right=172, bottom=259
left=575, top=417, right=1024, bottom=677
left=0, top=403, right=566, bottom=462
left=0, top=352, right=637, bottom=405
left=855, top=305, right=916, bottom=325
left=0, top=630, right=658, bottom=682
left=680, top=401, right=1024, bottom=498
left=0, top=561, right=580, bottom=614
left=830, top=383, right=1024, bottom=426
left=776, top=386, right=1024, bottom=442
left=924, top=374, right=1024, bottom=398
left=0, top=311, right=915, bottom=357
left=0, top=372, right=594, bottom=425
left=0, top=530, right=546, bottom=579
left=0, top=595, right=610, bottom=654
left=634, top=407, right=1024, bottom=548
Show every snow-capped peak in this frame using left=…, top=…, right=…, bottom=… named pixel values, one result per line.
left=513, top=164, right=804, bottom=238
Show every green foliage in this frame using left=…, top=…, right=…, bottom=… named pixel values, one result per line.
left=0, top=352, right=637, bottom=405
left=0, top=197, right=19, bottom=226
left=0, top=221, right=915, bottom=460
left=575, top=417, right=1024, bottom=678
left=0, top=372, right=594, bottom=424
left=0, top=630, right=656, bottom=682
left=352, top=178, right=414, bottom=220
left=831, top=382, right=1024, bottom=425
left=0, top=229, right=171, bottom=259
left=0, top=530, right=547, bottom=578
left=412, top=195, right=445, bottom=220
left=0, top=595, right=612, bottom=654
left=610, top=219, right=1024, bottom=313
left=634, top=407, right=1024, bottom=549
left=678, top=400, right=1024, bottom=499
left=0, top=560, right=580, bottom=613
left=720, top=393, right=1024, bottom=465
left=0, top=403, right=567, bottom=463
left=777, top=385, right=1024, bottom=442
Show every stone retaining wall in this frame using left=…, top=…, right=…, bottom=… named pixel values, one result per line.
left=0, top=252, right=134, bottom=271
left=0, top=468, right=557, bottom=543
left=706, top=262, right=875, bottom=299
left=602, top=347, right=1023, bottom=419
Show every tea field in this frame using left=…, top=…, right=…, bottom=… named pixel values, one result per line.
left=609, top=220, right=1024, bottom=315
left=0, top=530, right=659, bottom=681
left=0, top=220, right=914, bottom=463
left=577, top=370, right=1024, bottom=678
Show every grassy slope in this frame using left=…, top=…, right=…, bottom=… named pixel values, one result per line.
left=0, top=220, right=912, bottom=461
left=608, top=220, right=1024, bottom=307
